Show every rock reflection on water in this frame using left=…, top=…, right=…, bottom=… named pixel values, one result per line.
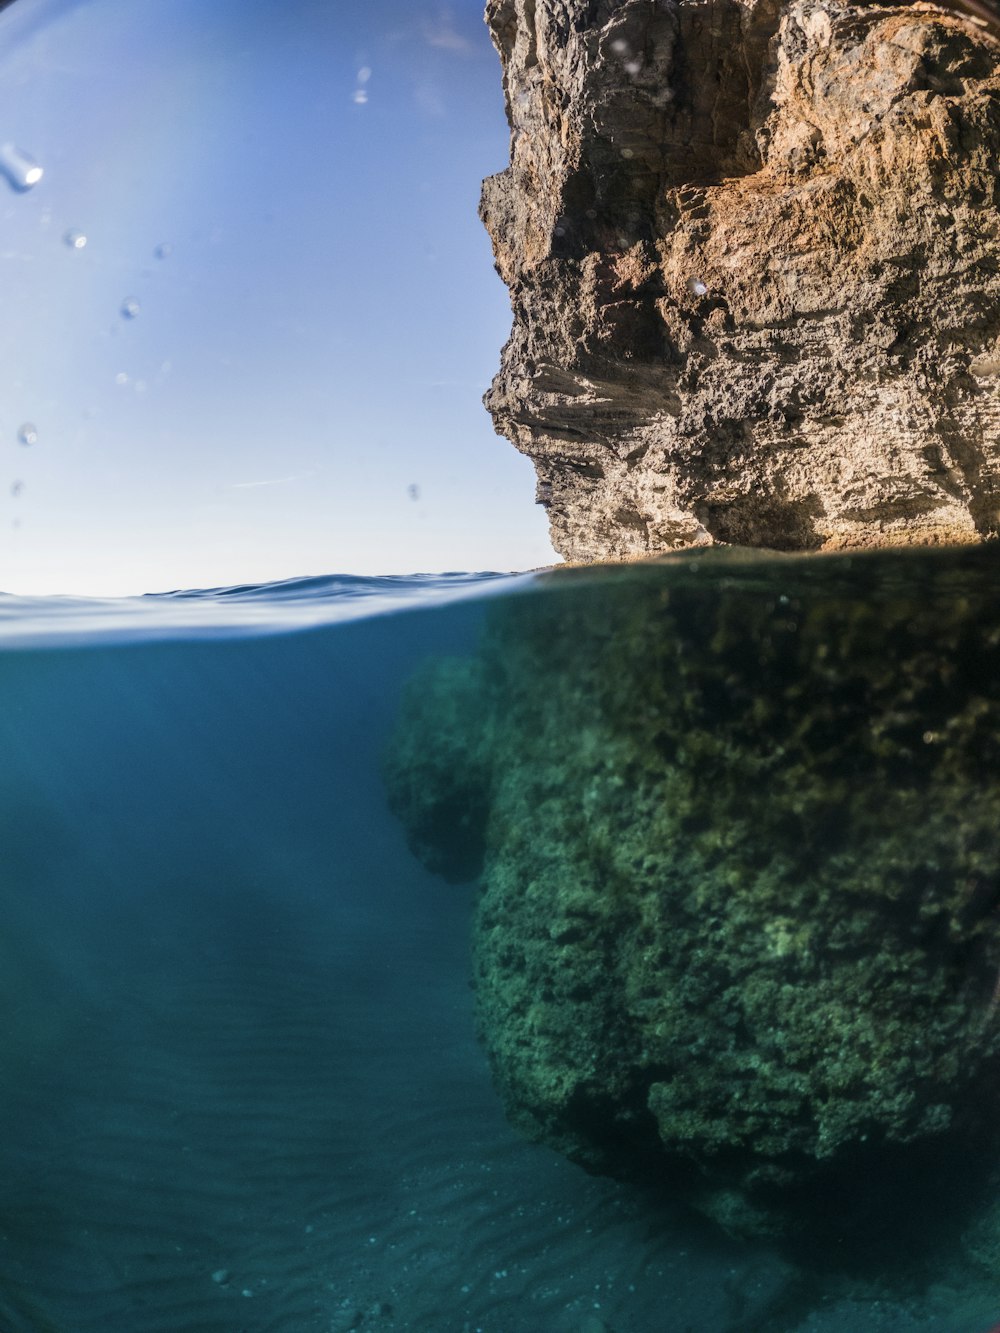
left=386, top=544, right=1000, bottom=1263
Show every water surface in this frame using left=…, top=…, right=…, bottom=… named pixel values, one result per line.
left=1, top=551, right=998, bottom=1333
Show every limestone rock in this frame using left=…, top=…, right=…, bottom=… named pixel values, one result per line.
left=385, top=547, right=1000, bottom=1235
left=481, top=0, right=1000, bottom=561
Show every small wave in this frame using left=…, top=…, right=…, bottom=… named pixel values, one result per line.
left=0, top=570, right=539, bottom=650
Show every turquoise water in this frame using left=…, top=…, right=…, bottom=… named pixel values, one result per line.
left=1, top=555, right=999, bottom=1333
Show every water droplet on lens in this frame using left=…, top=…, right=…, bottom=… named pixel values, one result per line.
left=120, top=297, right=140, bottom=319
left=0, top=143, right=43, bottom=192
left=352, top=89, right=368, bottom=105
left=154, top=242, right=172, bottom=259
left=63, top=229, right=86, bottom=249
left=17, top=423, right=37, bottom=446
left=357, top=66, right=372, bottom=84
left=10, top=480, right=23, bottom=497
left=115, top=371, right=129, bottom=386
left=687, top=277, right=708, bottom=297
left=407, top=483, right=420, bottom=501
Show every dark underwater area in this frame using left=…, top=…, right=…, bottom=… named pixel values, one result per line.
left=0, top=551, right=999, bottom=1333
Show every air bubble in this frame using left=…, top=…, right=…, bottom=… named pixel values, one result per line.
left=687, top=277, right=708, bottom=297
left=120, top=297, right=140, bottom=320
left=63, top=229, right=87, bottom=249
left=0, top=143, right=43, bottom=192
left=17, top=423, right=37, bottom=446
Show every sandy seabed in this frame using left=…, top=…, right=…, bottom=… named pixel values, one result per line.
left=0, top=848, right=997, bottom=1333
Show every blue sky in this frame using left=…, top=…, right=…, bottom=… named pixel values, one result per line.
left=0, top=0, right=556, bottom=594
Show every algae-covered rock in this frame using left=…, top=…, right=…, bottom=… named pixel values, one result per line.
left=963, top=1189, right=1000, bottom=1273
left=384, top=656, right=493, bottom=884
left=385, top=546, right=1000, bottom=1234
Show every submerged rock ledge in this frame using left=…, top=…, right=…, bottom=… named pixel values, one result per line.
left=385, top=548, right=1000, bottom=1241
left=481, top=0, right=1000, bottom=561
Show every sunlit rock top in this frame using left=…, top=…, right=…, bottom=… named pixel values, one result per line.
left=481, top=0, right=1000, bottom=559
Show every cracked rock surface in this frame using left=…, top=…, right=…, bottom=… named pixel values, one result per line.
left=481, top=0, right=1000, bottom=560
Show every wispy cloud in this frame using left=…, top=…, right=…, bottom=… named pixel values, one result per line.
left=228, top=470, right=317, bottom=491
left=421, top=10, right=475, bottom=55
left=424, top=26, right=473, bottom=54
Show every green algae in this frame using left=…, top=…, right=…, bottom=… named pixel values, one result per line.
left=385, top=546, right=1000, bottom=1238
left=384, top=655, right=493, bottom=884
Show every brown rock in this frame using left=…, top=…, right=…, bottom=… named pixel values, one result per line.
left=480, top=0, right=1000, bottom=560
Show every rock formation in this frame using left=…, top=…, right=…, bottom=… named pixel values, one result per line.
left=385, top=547, right=1000, bottom=1237
left=480, top=0, right=1000, bottom=561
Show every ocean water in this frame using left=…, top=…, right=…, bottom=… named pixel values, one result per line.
left=1, top=551, right=999, bottom=1333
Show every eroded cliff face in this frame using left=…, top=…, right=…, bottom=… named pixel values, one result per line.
left=480, top=0, right=1000, bottom=559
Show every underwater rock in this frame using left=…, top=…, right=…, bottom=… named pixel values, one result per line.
left=481, top=0, right=1000, bottom=561
left=383, top=656, right=493, bottom=884
left=385, top=548, right=1000, bottom=1236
